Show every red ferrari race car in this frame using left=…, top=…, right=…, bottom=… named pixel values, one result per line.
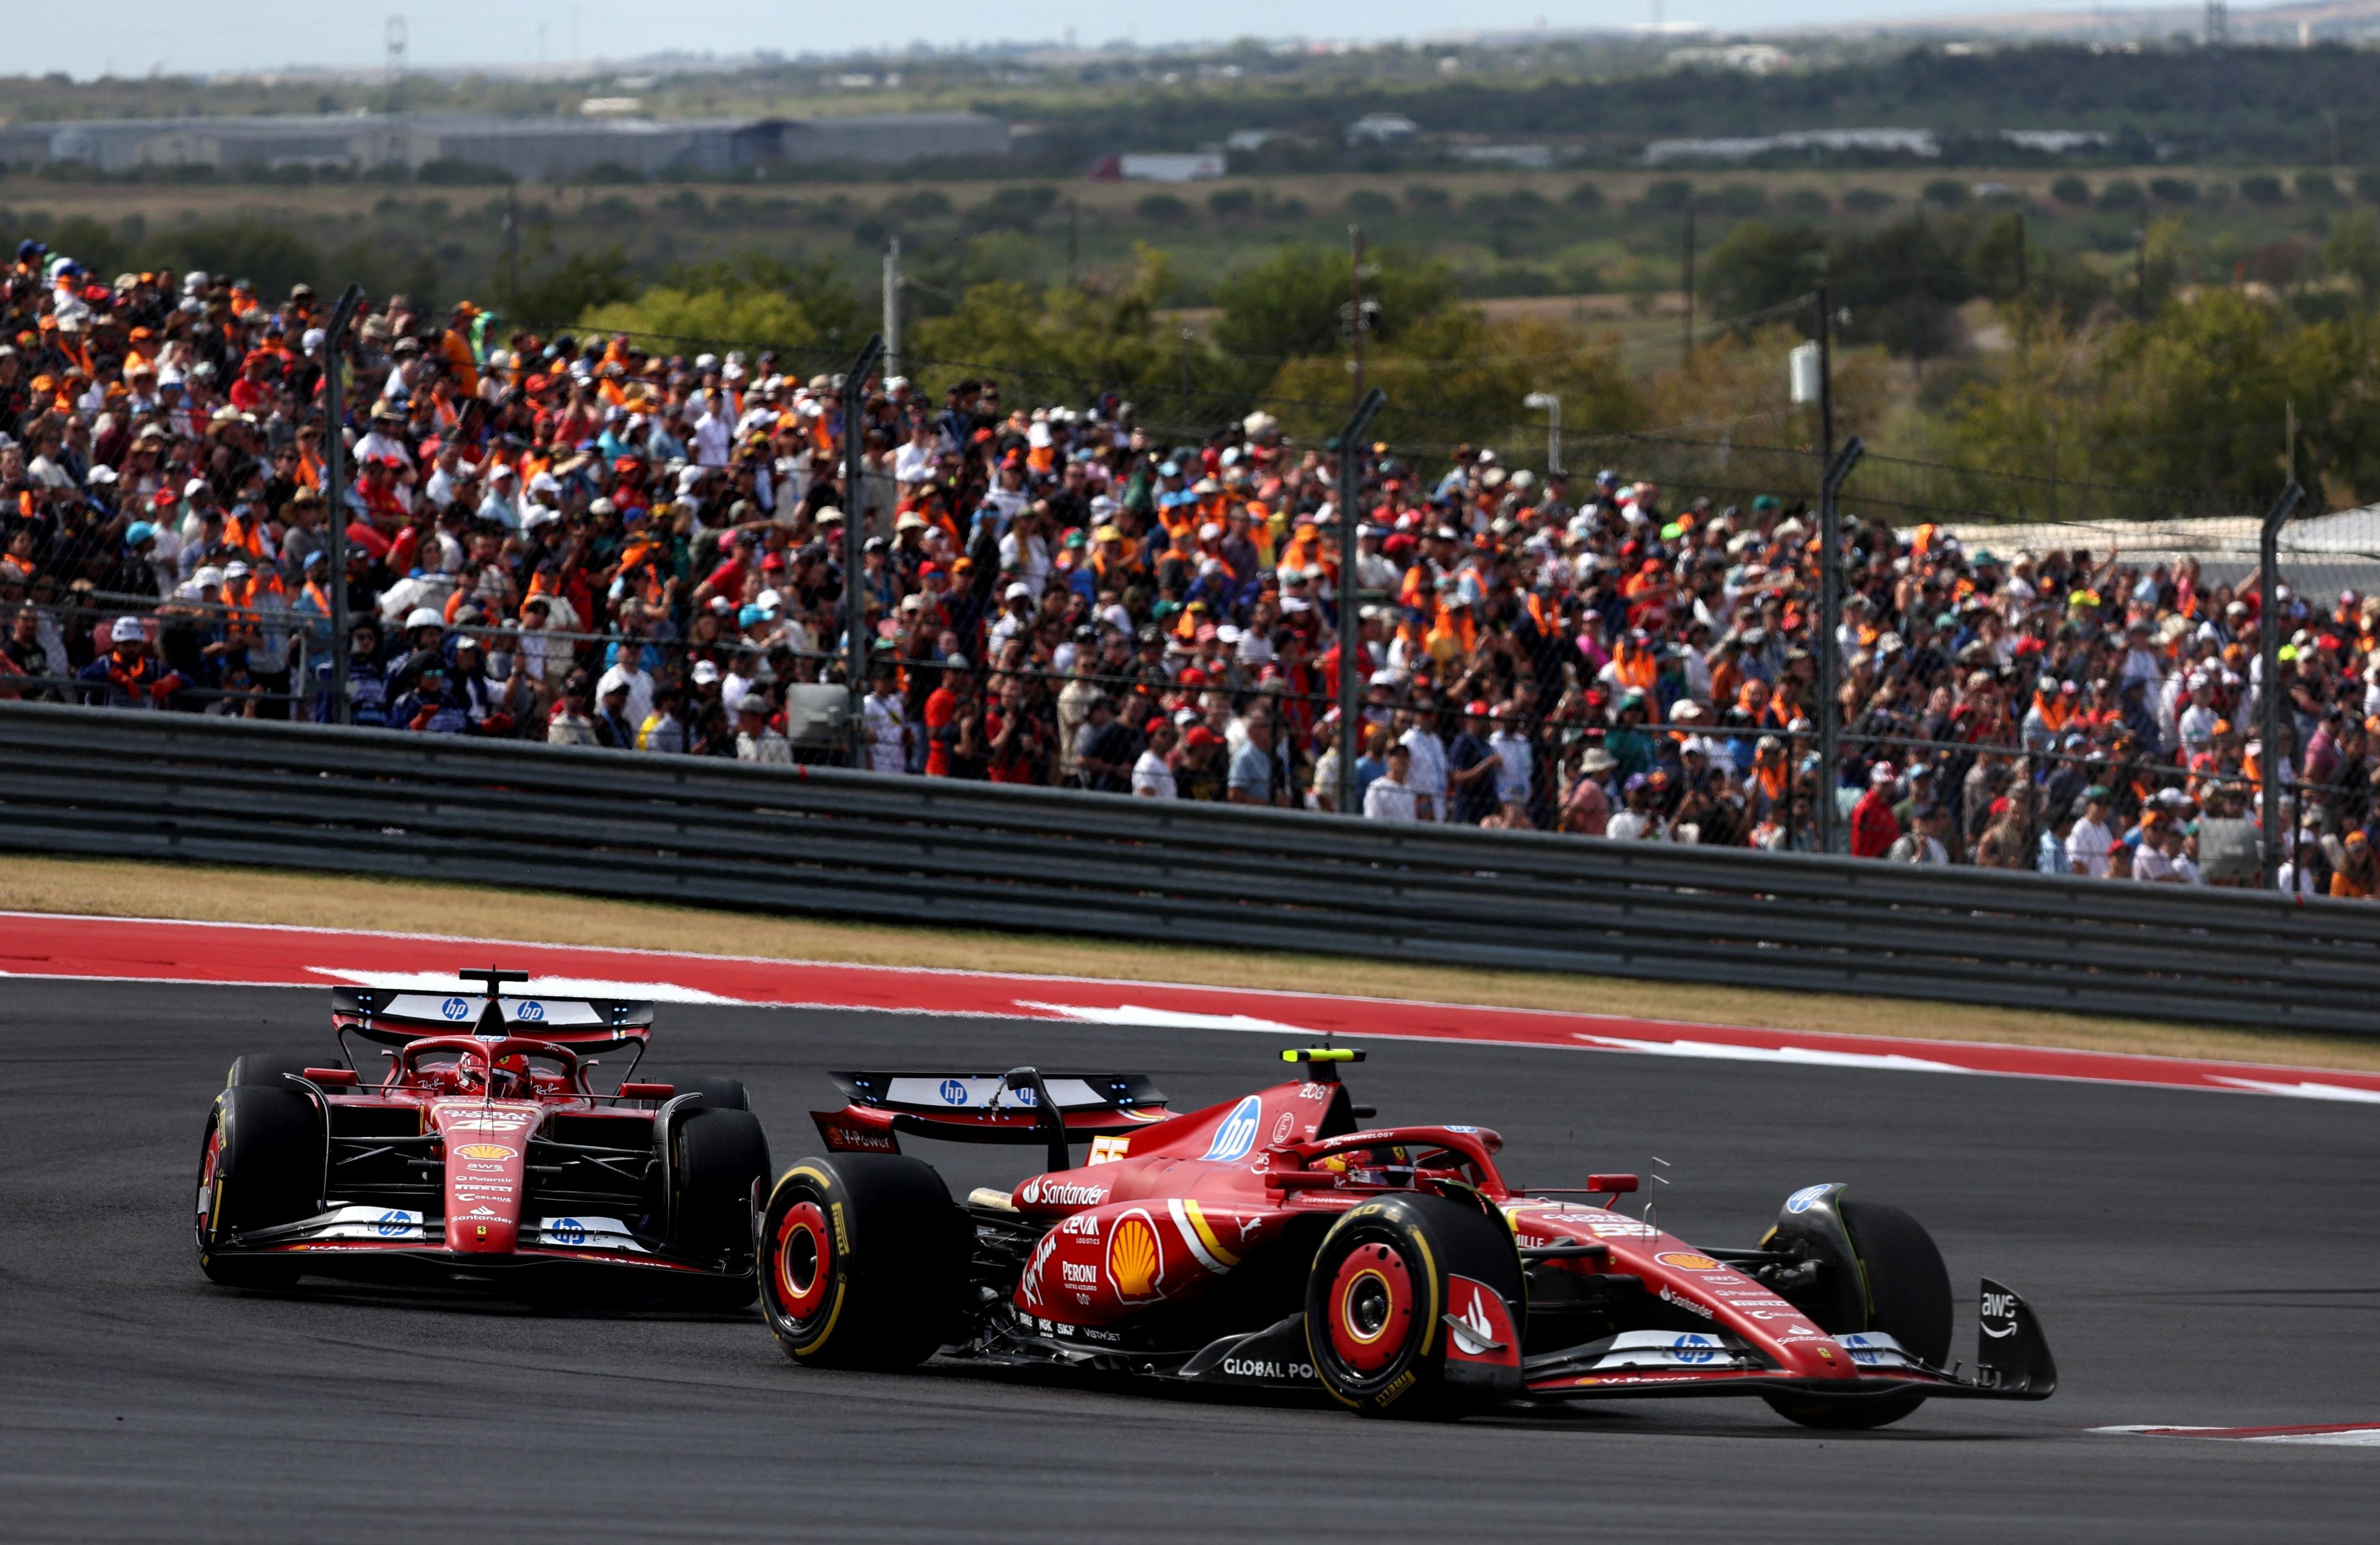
left=195, top=969, right=770, bottom=1307
left=759, top=1048, right=2056, bottom=1426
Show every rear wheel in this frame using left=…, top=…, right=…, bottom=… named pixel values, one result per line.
left=759, top=1154, right=971, bottom=1369
left=195, top=1086, right=324, bottom=1288
left=666, top=1107, right=771, bottom=1310
left=663, top=1074, right=749, bottom=1111
left=1304, top=1192, right=1525, bottom=1420
left=1765, top=1198, right=1952, bottom=1431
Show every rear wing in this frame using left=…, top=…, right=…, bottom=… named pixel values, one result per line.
left=332, top=985, right=654, bottom=1051
left=812, top=1069, right=1171, bottom=1154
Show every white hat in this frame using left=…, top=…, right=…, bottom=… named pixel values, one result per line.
left=1869, top=761, right=1898, bottom=784
left=405, top=606, right=444, bottom=631
left=109, top=615, right=145, bottom=644
left=1005, top=582, right=1033, bottom=601
left=223, top=560, right=251, bottom=579
left=192, top=565, right=225, bottom=591
left=691, top=660, right=721, bottom=684
left=183, top=476, right=210, bottom=498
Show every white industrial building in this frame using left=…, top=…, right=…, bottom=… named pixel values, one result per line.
left=0, top=110, right=1010, bottom=179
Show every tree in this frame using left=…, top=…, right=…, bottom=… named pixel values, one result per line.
left=1209, top=244, right=1459, bottom=391
left=2322, top=210, right=2380, bottom=306
left=1699, top=219, right=1823, bottom=323
left=907, top=245, right=1186, bottom=406
left=576, top=254, right=865, bottom=365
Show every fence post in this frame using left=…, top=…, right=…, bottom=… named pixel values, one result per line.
left=1336, top=387, right=1387, bottom=818
left=1817, top=435, right=1865, bottom=856
left=2259, top=479, right=2306, bottom=887
left=839, top=334, right=886, bottom=770
left=320, top=283, right=366, bottom=725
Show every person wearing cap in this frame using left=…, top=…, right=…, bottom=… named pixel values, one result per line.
left=1849, top=761, right=1903, bottom=859
left=734, top=692, right=792, bottom=764
left=390, top=653, right=469, bottom=734
left=76, top=615, right=190, bottom=711
left=922, top=655, right=979, bottom=779
left=1131, top=717, right=1180, bottom=799
left=2067, top=786, right=2117, bottom=877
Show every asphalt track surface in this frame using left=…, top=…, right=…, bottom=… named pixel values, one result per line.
left=5, top=980, right=2377, bottom=1543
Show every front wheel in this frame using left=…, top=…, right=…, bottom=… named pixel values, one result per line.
left=1765, top=1198, right=1952, bottom=1430
left=759, top=1154, right=971, bottom=1370
left=1304, top=1192, right=1525, bottom=1420
left=666, top=1107, right=771, bottom=1309
left=195, top=1086, right=324, bottom=1288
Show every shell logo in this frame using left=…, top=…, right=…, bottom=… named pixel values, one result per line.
left=454, top=1143, right=516, bottom=1161
left=1107, top=1210, right=1161, bottom=1300
left=1654, top=1251, right=1723, bottom=1272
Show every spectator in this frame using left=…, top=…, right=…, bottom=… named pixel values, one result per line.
left=1364, top=741, right=1421, bottom=821
left=1228, top=712, right=1281, bottom=807
left=1132, top=717, right=1179, bottom=798
left=735, top=694, right=791, bottom=764
left=1850, top=763, right=1902, bottom=859
left=2067, top=787, right=2116, bottom=878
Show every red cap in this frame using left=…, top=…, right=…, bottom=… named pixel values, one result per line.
left=1466, top=699, right=1490, bottom=716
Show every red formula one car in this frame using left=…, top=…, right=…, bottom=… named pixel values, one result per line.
left=195, top=969, right=770, bottom=1306
left=759, top=1048, right=2056, bottom=1425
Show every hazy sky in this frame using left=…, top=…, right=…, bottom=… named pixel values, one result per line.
left=19, top=0, right=2197, bottom=81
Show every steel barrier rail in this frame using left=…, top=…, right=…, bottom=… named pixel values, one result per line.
left=1, top=699, right=2374, bottom=1034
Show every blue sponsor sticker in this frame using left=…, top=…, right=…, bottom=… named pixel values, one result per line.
left=1841, top=1333, right=1884, bottom=1366
left=551, top=1218, right=587, bottom=1247
left=514, top=1000, right=544, bottom=1022
left=440, top=996, right=469, bottom=1020
left=1011, top=1084, right=1037, bottom=1107
left=1199, top=1095, right=1263, bottom=1163
left=1670, top=1333, right=1717, bottom=1365
left=374, top=1209, right=415, bottom=1237
left=938, top=1078, right=969, bottom=1106
left=1785, top=1184, right=1836, bottom=1215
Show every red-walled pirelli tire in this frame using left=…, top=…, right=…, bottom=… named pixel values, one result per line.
left=759, top=1155, right=971, bottom=1370
left=1304, top=1192, right=1526, bottom=1420
left=195, top=1086, right=323, bottom=1288
left=1764, top=1198, right=1954, bottom=1431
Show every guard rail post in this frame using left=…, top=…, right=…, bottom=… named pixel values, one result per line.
left=2259, top=479, right=2306, bottom=887
left=320, top=282, right=366, bottom=725
left=1334, top=387, right=1386, bottom=818
left=1816, top=435, right=1864, bottom=856
left=839, top=333, right=886, bottom=769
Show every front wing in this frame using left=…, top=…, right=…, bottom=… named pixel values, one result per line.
left=216, top=1205, right=742, bottom=1284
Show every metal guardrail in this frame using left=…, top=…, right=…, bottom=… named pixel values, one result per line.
left=1, top=698, right=2373, bottom=1035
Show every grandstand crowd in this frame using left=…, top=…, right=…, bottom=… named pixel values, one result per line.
left=6, top=239, right=2379, bottom=893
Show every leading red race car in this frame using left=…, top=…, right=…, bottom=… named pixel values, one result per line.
left=759, top=1047, right=2055, bottom=1425
left=195, top=969, right=770, bottom=1307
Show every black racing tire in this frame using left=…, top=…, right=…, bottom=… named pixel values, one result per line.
left=758, top=1154, right=971, bottom=1370
left=666, top=1108, right=772, bottom=1309
left=1303, top=1192, right=1525, bottom=1421
left=226, top=1051, right=344, bottom=1089
left=195, top=1085, right=324, bottom=1288
left=1765, top=1198, right=1953, bottom=1431
left=668, top=1074, right=749, bottom=1112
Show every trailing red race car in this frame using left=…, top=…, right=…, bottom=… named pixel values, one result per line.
left=195, top=968, right=770, bottom=1307
left=759, top=1048, right=2056, bottom=1425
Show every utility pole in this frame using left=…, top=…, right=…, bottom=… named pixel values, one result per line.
left=2258, top=480, right=2306, bottom=887
left=322, top=283, right=366, bottom=725
left=881, top=238, right=901, bottom=383
left=1818, top=435, right=1864, bottom=857
left=1349, top=224, right=1368, bottom=400
left=1524, top=391, right=1562, bottom=476
left=503, top=184, right=519, bottom=303
left=1681, top=196, right=1696, bottom=368
left=839, top=334, right=886, bottom=768
left=1335, top=387, right=1387, bottom=820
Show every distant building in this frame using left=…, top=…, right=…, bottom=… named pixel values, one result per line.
left=1448, top=144, right=1554, bottom=169
left=1642, top=128, right=1941, bottom=166
left=1665, top=43, right=1792, bottom=74
left=1345, top=113, right=1419, bottom=146
left=1087, top=153, right=1227, bottom=183
left=0, top=110, right=1009, bottom=180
